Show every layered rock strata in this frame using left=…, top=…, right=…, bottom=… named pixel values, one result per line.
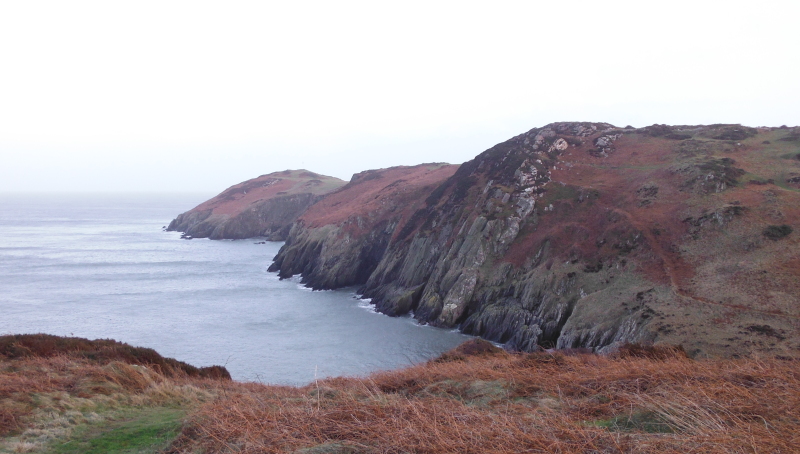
left=268, top=163, right=459, bottom=288
left=272, top=123, right=800, bottom=357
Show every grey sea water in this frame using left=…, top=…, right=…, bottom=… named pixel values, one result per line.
left=0, top=193, right=469, bottom=384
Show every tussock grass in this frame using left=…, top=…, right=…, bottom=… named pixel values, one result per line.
left=4, top=337, right=798, bottom=453
left=0, top=335, right=232, bottom=453
left=0, top=354, right=223, bottom=453
left=170, top=341, right=800, bottom=453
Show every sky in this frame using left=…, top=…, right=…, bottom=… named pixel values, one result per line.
left=1, top=1, right=798, bottom=193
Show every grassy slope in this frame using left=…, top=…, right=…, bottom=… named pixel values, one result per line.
left=49, top=407, right=185, bottom=454
left=186, top=169, right=347, bottom=217
left=0, top=355, right=221, bottom=454
left=299, top=163, right=458, bottom=231
left=0, top=335, right=230, bottom=454
left=3, top=336, right=798, bottom=453
left=170, top=340, right=800, bottom=454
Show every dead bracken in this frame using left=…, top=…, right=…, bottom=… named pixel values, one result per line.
left=166, top=340, right=800, bottom=454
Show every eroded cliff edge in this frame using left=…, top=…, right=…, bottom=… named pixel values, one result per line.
left=268, top=163, right=459, bottom=288
left=167, top=170, right=346, bottom=240
left=271, top=123, right=800, bottom=357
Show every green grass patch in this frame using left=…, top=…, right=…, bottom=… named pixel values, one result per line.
left=590, top=411, right=673, bottom=434
left=773, top=171, right=800, bottom=192
left=740, top=172, right=774, bottom=185
left=46, top=407, right=185, bottom=454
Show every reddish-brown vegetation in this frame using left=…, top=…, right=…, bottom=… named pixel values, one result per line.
left=265, top=124, right=799, bottom=357
left=189, top=169, right=345, bottom=217
left=300, top=163, right=458, bottom=235
left=4, top=336, right=798, bottom=452
left=0, top=334, right=230, bottom=380
left=169, top=340, right=800, bottom=453
left=0, top=335, right=231, bottom=443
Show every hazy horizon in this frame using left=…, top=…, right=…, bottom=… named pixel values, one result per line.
left=2, top=1, right=798, bottom=193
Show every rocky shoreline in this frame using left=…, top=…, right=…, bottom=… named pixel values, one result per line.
left=176, top=123, right=800, bottom=358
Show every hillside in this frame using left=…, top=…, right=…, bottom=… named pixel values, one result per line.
left=4, top=336, right=798, bottom=453
left=0, top=334, right=230, bottom=454
left=271, top=123, right=800, bottom=358
left=269, top=163, right=459, bottom=288
left=169, top=341, right=800, bottom=454
left=167, top=170, right=346, bottom=240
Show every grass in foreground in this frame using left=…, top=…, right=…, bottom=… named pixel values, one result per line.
left=3, top=336, right=799, bottom=453
left=0, top=355, right=218, bottom=454
left=169, top=341, right=800, bottom=454
left=48, top=407, right=184, bottom=454
left=0, top=334, right=230, bottom=454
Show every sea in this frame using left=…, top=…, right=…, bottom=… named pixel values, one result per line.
left=0, top=193, right=469, bottom=384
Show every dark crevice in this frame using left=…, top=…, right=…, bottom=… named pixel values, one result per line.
left=546, top=301, right=576, bottom=348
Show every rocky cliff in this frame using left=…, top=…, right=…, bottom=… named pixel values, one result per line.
left=268, top=163, right=459, bottom=288
left=167, top=170, right=346, bottom=240
left=271, top=123, right=800, bottom=357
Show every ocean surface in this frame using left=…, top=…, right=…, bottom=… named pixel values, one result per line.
left=0, top=193, right=469, bottom=384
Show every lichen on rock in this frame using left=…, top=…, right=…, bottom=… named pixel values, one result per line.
left=265, top=122, right=800, bottom=358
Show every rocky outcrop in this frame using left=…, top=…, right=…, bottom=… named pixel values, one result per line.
left=169, top=192, right=322, bottom=240
left=167, top=170, right=346, bottom=240
left=268, top=163, right=459, bottom=289
left=360, top=122, right=658, bottom=352
left=269, top=123, right=800, bottom=358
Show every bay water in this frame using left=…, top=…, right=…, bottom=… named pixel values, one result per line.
left=0, top=193, right=469, bottom=384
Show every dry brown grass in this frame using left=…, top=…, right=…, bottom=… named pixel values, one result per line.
left=169, top=341, right=800, bottom=454
left=0, top=355, right=224, bottom=440
left=0, top=334, right=230, bottom=380
left=5, top=337, right=798, bottom=453
left=0, top=335, right=233, bottom=452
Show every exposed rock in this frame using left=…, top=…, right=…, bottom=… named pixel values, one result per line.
left=671, top=157, right=745, bottom=194
left=268, top=122, right=800, bottom=358
left=590, top=133, right=621, bottom=157
left=683, top=205, right=747, bottom=238
left=636, top=183, right=659, bottom=206
left=706, top=125, right=758, bottom=141
left=268, top=164, right=459, bottom=289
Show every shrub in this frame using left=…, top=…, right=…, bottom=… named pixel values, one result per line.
left=614, top=343, right=688, bottom=360
left=763, top=224, right=793, bottom=240
left=0, top=334, right=230, bottom=380
left=433, top=339, right=504, bottom=363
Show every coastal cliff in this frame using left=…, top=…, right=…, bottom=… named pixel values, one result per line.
left=167, top=170, right=345, bottom=240
left=271, top=123, right=800, bottom=357
left=268, top=163, right=459, bottom=288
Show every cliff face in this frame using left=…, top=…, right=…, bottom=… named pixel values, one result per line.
left=271, top=123, right=800, bottom=357
left=167, top=170, right=346, bottom=240
left=268, top=163, right=459, bottom=288
left=362, top=123, right=652, bottom=351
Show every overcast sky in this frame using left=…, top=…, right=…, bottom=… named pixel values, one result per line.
left=1, top=1, right=798, bottom=193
